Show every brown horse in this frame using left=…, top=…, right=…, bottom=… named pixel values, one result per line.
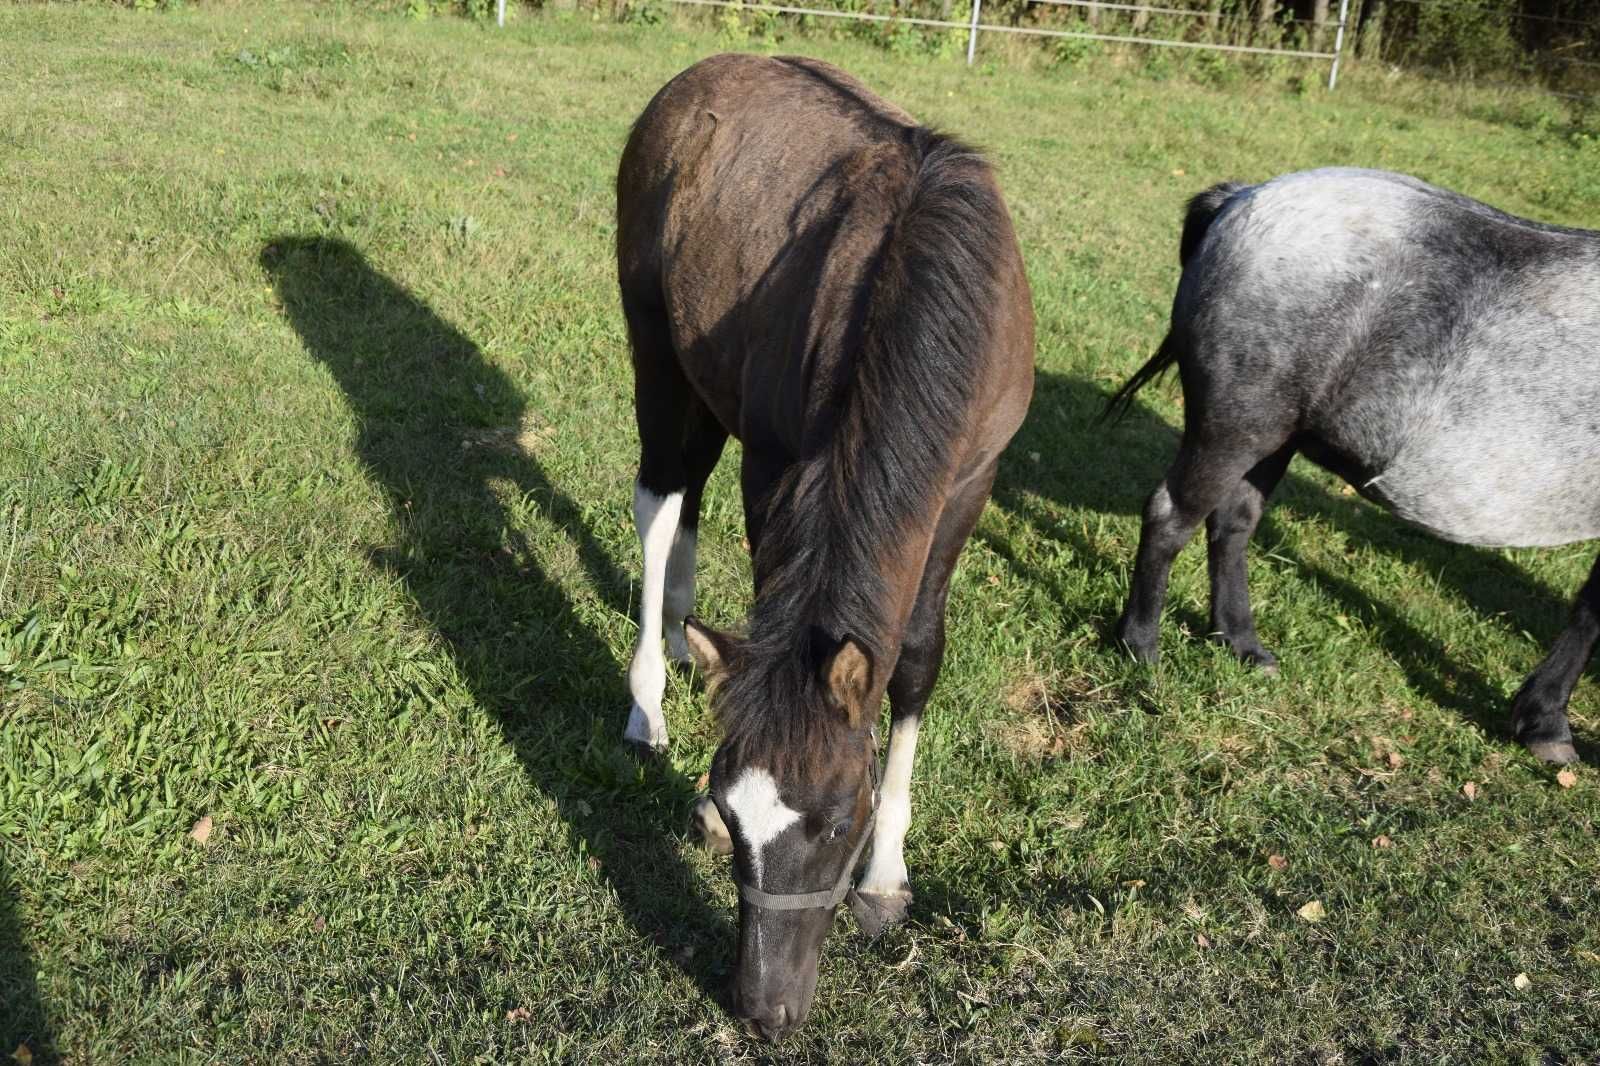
left=615, top=55, right=1034, bottom=1038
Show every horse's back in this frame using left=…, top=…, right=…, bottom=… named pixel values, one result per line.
left=617, top=54, right=1031, bottom=465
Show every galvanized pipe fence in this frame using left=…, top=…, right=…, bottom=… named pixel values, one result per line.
left=664, top=0, right=1354, bottom=88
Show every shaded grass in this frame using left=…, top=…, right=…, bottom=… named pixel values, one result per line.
left=1, top=3, right=1598, bottom=1061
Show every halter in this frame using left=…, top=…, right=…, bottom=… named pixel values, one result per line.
left=733, top=728, right=881, bottom=913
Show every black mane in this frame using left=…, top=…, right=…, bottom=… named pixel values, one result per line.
left=716, top=129, right=1009, bottom=761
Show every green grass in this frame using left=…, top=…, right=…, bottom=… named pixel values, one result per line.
left=3, top=3, right=1599, bottom=1061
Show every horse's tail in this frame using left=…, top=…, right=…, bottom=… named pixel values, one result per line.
left=1099, top=333, right=1181, bottom=426
left=1100, top=180, right=1247, bottom=425
left=1178, top=181, right=1248, bottom=267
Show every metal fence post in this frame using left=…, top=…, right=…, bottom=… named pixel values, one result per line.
left=1326, top=0, right=1350, bottom=89
left=497, top=0, right=506, bottom=26
left=966, top=0, right=981, bottom=65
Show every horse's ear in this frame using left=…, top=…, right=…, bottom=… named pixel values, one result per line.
left=822, top=635, right=874, bottom=728
left=684, top=616, right=736, bottom=687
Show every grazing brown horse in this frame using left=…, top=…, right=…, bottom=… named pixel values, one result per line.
left=616, top=54, right=1034, bottom=1038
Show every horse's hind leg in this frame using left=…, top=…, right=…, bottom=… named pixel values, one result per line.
left=1510, top=553, right=1600, bottom=765
left=853, top=460, right=997, bottom=936
left=1205, top=443, right=1295, bottom=672
left=665, top=408, right=727, bottom=664
left=1114, top=431, right=1280, bottom=663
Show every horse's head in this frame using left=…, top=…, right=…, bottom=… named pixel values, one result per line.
left=684, top=617, right=881, bottom=1040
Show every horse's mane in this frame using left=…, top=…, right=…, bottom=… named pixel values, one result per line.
left=716, top=128, right=1007, bottom=764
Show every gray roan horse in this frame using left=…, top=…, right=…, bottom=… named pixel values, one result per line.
left=615, top=55, right=1034, bottom=1037
left=1108, top=167, right=1600, bottom=765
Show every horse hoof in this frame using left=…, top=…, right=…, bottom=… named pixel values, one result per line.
left=1110, top=617, right=1160, bottom=665
left=623, top=737, right=666, bottom=763
left=691, top=796, right=733, bottom=855
left=849, top=887, right=911, bottom=937
left=1243, top=648, right=1279, bottom=675
left=624, top=704, right=668, bottom=754
left=1527, top=739, right=1580, bottom=766
left=666, top=633, right=692, bottom=668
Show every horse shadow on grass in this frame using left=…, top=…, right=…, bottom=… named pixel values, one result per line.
left=984, top=368, right=1596, bottom=759
left=0, top=856, right=55, bottom=1064
left=260, top=236, right=734, bottom=1008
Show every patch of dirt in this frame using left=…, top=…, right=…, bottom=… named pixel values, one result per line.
left=458, top=417, right=552, bottom=455
left=991, top=671, right=1112, bottom=762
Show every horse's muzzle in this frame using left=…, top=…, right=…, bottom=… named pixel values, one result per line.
left=735, top=996, right=800, bottom=1042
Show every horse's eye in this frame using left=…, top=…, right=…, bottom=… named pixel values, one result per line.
left=829, top=820, right=852, bottom=841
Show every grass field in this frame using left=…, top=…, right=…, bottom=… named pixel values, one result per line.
left=3, top=2, right=1599, bottom=1061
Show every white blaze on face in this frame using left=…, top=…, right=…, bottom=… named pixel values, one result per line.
left=723, top=767, right=801, bottom=888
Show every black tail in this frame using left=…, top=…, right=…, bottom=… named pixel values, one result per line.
left=1100, top=180, right=1247, bottom=425
left=1177, top=181, right=1246, bottom=267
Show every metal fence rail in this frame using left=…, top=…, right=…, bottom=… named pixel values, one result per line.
left=667, top=0, right=1352, bottom=87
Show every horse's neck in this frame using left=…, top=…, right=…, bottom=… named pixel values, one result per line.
left=752, top=484, right=939, bottom=677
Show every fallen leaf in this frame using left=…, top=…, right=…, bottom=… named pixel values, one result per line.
left=1461, top=780, right=1479, bottom=800
left=1296, top=900, right=1326, bottom=923
left=1387, top=751, right=1405, bottom=769
left=189, top=815, right=214, bottom=845
left=1120, top=879, right=1146, bottom=889
left=506, top=1006, right=531, bottom=1022
left=1513, top=972, right=1531, bottom=991
left=1267, top=853, right=1288, bottom=871
left=12, top=1043, right=33, bottom=1066
left=1371, top=834, right=1393, bottom=849
left=1576, top=950, right=1600, bottom=965
left=505, top=132, right=518, bottom=142
left=1057, top=1025, right=1104, bottom=1051
left=694, top=772, right=710, bottom=791
left=587, top=856, right=601, bottom=873
left=312, top=916, right=326, bottom=933
left=1195, top=932, right=1212, bottom=949
left=1556, top=768, right=1578, bottom=789
left=1171, top=168, right=1186, bottom=177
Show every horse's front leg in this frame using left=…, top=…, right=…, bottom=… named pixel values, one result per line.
left=853, top=463, right=996, bottom=935
left=852, top=705, right=925, bottom=936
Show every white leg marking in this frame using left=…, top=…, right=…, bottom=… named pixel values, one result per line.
left=625, top=483, right=683, bottom=751
left=724, top=767, right=801, bottom=888
left=858, top=716, right=920, bottom=897
left=664, top=526, right=697, bottom=664
left=1146, top=480, right=1174, bottom=522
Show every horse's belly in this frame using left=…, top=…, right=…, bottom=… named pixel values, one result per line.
left=1368, top=444, right=1600, bottom=548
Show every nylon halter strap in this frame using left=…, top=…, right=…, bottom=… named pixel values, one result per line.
left=733, top=729, right=881, bottom=913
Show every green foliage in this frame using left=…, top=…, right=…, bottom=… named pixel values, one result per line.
left=620, top=0, right=665, bottom=25
left=1049, top=34, right=1103, bottom=68
left=1407, top=0, right=1522, bottom=75
left=1191, top=47, right=1240, bottom=88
